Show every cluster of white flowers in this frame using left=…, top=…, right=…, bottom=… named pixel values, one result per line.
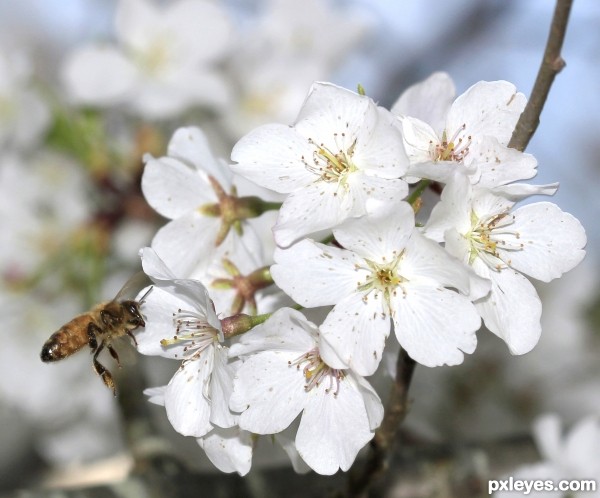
left=61, top=0, right=368, bottom=130
left=133, top=74, right=586, bottom=475
left=0, top=0, right=375, bottom=475
left=62, top=0, right=233, bottom=119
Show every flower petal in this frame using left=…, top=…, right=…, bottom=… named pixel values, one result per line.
left=167, top=127, right=232, bottom=188
left=163, top=0, right=232, bottom=63
left=272, top=240, right=365, bottom=307
left=208, top=347, right=238, bottom=429
left=563, top=416, right=600, bottom=475
left=229, top=308, right=317, bottom=357
left=391, top=72, right=455, bottom=136
left=230, top=351, right=307, bottom=434
left=62, top=46, right=136, bottom=105
left=319, top=292, right=390, bottom=376
left=135, top=286, right=185, bottom=358
left=294, top=82, right=375, bottom=144
left=403, top=230, right=488, bottom=298
left=140, top=246, right=177, bottom=281
left=273, top=181, right=357, bottom=247
left=399, top=116, right=439, bottom=165
left=391, top=284, right=479, bottom=367
left=491, top=182, right=559, bottom=201
left=150, top=213, right=222, bottom=277
left=273, top=423, right=311, bottom=474
left=333, top=200, right=414, bottom=261
left=295, top=378, right=374, bottom=475
left=142, top=155, right=215, bottom=219
left=446, top=81, right=526, bottom=145
left=355, top=107, right=408, bottom=178
left=533, top=414, right=563, bottom=463
left=230, top=123, right=316, bottom=193
left=475, top=266, right=542, bottom=355
left=423, top=171, right=472, bottom=242
left=472, top=136, right=538, bottom=188
left=144, top=386, right=166, bottom=405
left=115, top=0, right=161, bottom=50
left=165, top=353, right=215, bottom=437
left=499, top=202, right=586, bottom=282
left=197, top=427, right=253, bottom=476
left=351, top=374, right=384, bottom=430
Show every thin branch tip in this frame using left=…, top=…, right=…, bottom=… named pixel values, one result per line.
left=508, top=0, right=574, bottom=152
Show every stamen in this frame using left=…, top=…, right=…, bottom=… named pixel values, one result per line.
left=356, top=253, right=406, bottom=311
left=467, top=210, right=522, bottom=269
left=431, top=124, right=472, bottom=162
left=289, top=348, right=345, bottom=396
left=302, top=134, right=358, bottom=192
left=160, top=308, right=219, bottom=359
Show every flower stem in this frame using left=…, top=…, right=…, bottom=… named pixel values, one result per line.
left=406, top=179, right=431, bottom=206
left=221, top=312, right=272, bottom=339
left=508, top=0, right=573, bottom=152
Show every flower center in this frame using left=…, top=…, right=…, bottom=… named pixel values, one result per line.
left=356, top=253, right=407, bottom=313
left=430, top=125, right=471, bottom=162
left=302, top=133, right=358, bottom=191
left=466, top=209, right=523, bottom=270
left=160, top=308, right=219, bottom=359
left=289, top=348, right=345, bottom=396
left=133, top=37, right=172, bottom=76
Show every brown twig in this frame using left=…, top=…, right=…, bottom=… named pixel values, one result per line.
left=344, top=349, right=416, bottom=498
left=508, top=0, right=573, bottom=152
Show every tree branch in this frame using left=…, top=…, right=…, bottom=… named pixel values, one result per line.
left=508, top=0, right=574, bottom=152
left=344, top=349, right=416, bottom=498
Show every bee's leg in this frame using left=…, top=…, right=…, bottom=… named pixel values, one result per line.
left=126, top=330, right=138, bottom=347
left=87, top=323, right=116, bottom=395
left=87, top=322, right=99, bottom=351
left=107, top=343, right=122, bottom=368
left=93, top=359, right=116, bottom=396
left=91, top=338, right=116, bottom=396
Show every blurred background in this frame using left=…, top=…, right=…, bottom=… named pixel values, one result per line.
left=0, top=0, right=598, bottom=495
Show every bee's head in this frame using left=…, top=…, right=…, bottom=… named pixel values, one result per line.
left=123, top=300, right=146, bottom=329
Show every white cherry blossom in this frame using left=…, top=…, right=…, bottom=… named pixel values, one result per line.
left=229, top=308, right=383, bottom=475
left=392, top=73, right=538, bottom=189
left=271, top=200, right=488, bottom=375
left=62, top=0, right=232, bottom=119
left=424, top=172, right=586, bottom=355
left=142, top=127, right=259, bottom=277
left=136, top=248, right=237, bottom=440
left=231, top=82, right=409, bottom=247
left=0, top=50, right=50, bottom=150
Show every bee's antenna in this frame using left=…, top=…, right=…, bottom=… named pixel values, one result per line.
left=139, top=286, right=154, bottom=305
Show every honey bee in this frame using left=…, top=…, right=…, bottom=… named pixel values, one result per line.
left=40, top=274, right=152, bottom=396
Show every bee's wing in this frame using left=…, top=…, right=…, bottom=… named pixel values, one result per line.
left=114, top=271, right=152, bottom=301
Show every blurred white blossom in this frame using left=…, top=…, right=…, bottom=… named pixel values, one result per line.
left=62, top=0, right=232, bottom=119
left=223, top=0, right=371, bottom=136
left=495, top=414, right=600, bottom=497
left=0, top=49, right=50, bottom=150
